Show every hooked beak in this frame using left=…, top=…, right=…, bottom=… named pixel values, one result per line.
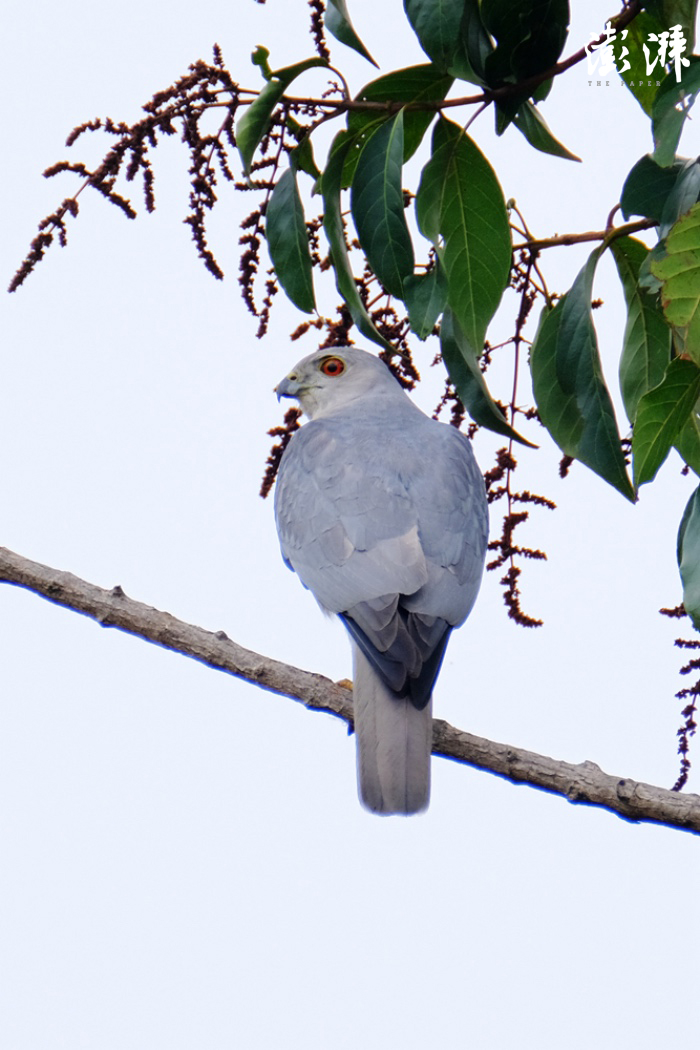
left=275, top=375, right=302, bottom=402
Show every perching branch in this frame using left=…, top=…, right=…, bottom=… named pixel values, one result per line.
left=1, top=544, right=697, bottom=834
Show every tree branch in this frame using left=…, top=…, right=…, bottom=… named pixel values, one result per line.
left=513, top=219, right=658, bottom=253
left=1, top=544, right=697, bottom=834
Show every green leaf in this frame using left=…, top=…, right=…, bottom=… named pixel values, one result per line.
left=457, top=0, right=493, bottom=83
left=644, top=0, right=697, bottom=54
left=652, top=57, right=700, bottom=167
left=286, top=117, right=322, bottom=179
left=415, top=116, right=511, bottom=355
left=511, top=101, right=581, bottom=161
left=632, top=357, right=700, bottom=486
left=348, top=65, right=454, bottom=158
left=659, top=158, right=700, bottom=236
left=618, top=9, right=670, bottom=116
left=292, top=137, right=321, bottom=181
left=675, top=409, right=700, bottom=475
left=237, top=80, right=286, bottom=175
left=530, top=249, right=635, bottom=501
left=618, top=5, right=698, bottom=115
left=610, top=236, right=672, bottom=420
left=343, top=65, right=454, bottom=187
left=620, top=154, right=687, bottom=222
left=270, top=57, right=331, bottom=84
left=494, top=103, right=517, bottom=136
left=350, top=110, right=415, bottom=299
left=403, top=0, right=464, bottom=70
left=530, top=300, right=582, bottom=447
left=532, top=77, right=553, bottom=102
left=620, top=155, right=700, bottom=249
left=325, top=0, right=378, bottom=66
left=321, top=132, right=393, bottom=352
left=481, top=0, right=570, bottom=86
left=403, top=263, right=448, bottom=340
left=651, top=201, right=700, bottom=363
left=404, top=0, right=490, bottom=82
left=265, top=165, right=316, bottom=314
left=677, top=482, right=700, bottom=628
left=638, top=241, right=667, bottom=294
left=236, top=57, right=327, bottom=174
left=440, top=309, right=536, bottom=445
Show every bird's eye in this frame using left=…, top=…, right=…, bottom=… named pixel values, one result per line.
left=320, top=357, right=346, bottom=377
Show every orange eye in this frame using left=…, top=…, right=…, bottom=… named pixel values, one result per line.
left=320, top=357, right=346, bottom=377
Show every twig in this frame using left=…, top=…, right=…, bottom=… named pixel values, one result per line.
left=514, top=218, right=658, bottom=252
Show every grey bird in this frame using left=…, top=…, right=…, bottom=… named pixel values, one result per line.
left=274, top=346, right=488, bottom=815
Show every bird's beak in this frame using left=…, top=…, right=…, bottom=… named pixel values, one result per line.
left=275, top=375, right=301, bottom=402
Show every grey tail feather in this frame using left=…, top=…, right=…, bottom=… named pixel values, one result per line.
left=352, top=643, right=432, bottom=816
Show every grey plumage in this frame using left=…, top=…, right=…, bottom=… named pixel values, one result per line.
left=274, top=346, right=488, bottom=815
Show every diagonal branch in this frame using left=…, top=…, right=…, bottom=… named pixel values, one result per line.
left=513, top=218, right=659, bottom=253
left=0, top=544, right=698, bottom=834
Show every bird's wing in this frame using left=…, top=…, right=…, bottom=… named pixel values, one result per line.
left=275, top=410, right=487, bottom=700
left=274, top=413, right=431, bottom=613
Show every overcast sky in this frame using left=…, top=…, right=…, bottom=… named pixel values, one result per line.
left=2, top=2, right=699, bottom=1048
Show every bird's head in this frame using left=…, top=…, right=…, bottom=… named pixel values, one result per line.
left=275, top=346, right=402, bottom=419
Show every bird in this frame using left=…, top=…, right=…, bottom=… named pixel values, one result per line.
left=274, top=346, right=488, bottom=815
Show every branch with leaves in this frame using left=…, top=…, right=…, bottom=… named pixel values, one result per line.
left=8, top=2, right=700, bottom=506
left=1, top=545, right=698, bottom=834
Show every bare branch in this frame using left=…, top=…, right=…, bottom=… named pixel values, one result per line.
left=514, top=218, right=658, bottom=253
left=1, top=544, right=698, bottom=834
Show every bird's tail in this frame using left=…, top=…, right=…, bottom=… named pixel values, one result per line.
left=352, top=643, right=432, bottom=815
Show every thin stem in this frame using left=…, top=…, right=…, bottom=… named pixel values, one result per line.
left=504, top=252, right=536, bottom=577
left=326, top=63, right=351, bottom=101
left=463, top=99, right=491, bottom=134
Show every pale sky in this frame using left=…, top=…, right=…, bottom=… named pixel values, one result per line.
left=2, top=2, right=699, bottom=1048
